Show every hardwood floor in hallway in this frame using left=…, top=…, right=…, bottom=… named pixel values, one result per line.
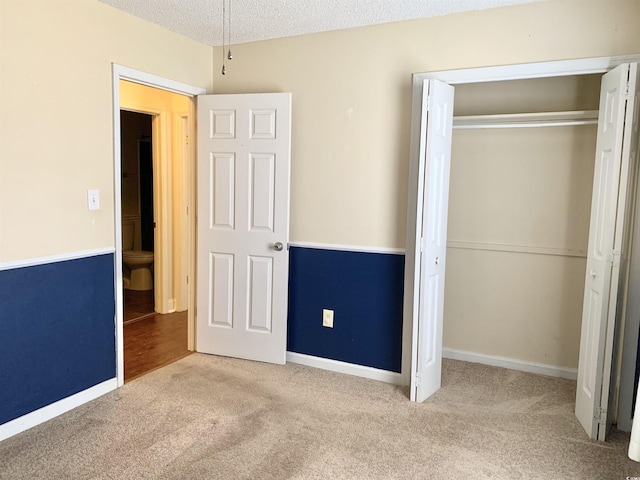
left=123, top=289, right=190, bottom=382
left=124, top=289, right=155, bottom=323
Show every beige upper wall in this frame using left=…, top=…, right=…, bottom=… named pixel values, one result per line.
left=0, top=0, right=212, bottom=262
left=211, top=0, right=640, bottom=249
left=2, top=0, right=639, bottom=262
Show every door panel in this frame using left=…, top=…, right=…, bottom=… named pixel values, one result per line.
left=412, top=79, right=455, bottom=402
left=196, top=93, right=291, bottom=364
left=211, top=153, right=235, bottom=229
left=250, top=153, right=276, bottom=231
left=575, top=63, right=635, bottom=440
left=209, top=252, right=234, bottom=328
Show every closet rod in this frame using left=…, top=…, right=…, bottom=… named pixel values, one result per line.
left=453, top=110, right=599, bottom=129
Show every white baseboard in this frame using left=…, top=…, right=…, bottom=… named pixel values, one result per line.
left=286, top=352, right=406, bottom=385
left=443, top=348, right=577, bottom=380
left=0, top=378, right=117, bottom=442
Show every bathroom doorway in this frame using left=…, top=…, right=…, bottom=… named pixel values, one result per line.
left=139, top=137, right=154, bottom=253
left=119, top=80, right=193, bottom=382
left=121, top=110, right=155, bottom=322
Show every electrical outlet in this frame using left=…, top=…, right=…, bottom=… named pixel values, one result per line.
left=322, top=309, right=334, bottom=328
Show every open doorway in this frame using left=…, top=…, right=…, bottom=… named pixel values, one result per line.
left=112, top=65, right=206, bottom=388
left=121, top=110, right=155, bottom=322
left=118, top=81, right=193, bottom=382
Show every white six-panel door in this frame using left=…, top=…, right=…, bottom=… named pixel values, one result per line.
left=575, top=63, right=638, bottom=440
left=411, top=79, right=455, bottom=402
left=196, top=93, right=291, bottom=364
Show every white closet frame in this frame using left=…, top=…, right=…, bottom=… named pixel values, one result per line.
left=403, top=54, right=640, bottom=433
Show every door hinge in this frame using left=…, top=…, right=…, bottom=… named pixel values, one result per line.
left=414, top=373, right=421, bottom=388
left=623, top=81, right=631, bottom=101
left=425, top=95, right=431, bottom=110
left=186, top=275, right=189, bottom=285
left=594, top=407, right=607, bottom=425
left=607, top=249, right=621, bottom=267
left=419, top=237, right=425, bottom=253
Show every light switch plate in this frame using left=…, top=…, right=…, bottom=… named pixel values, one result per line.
left=88, top=189, right=100, bottom=211
left=322, top=309, right=334, bottom=328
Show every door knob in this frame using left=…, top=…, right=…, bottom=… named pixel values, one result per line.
left=590, top=270, right=597, bottom=278
left=435, top=257, right=440, bottom=265
left=273, top=242, right=284, bottom=252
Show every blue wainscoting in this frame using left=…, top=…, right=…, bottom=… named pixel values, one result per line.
left=287, top=246, right=404, bottom=373
left=0, top=253, right=116, bottom=425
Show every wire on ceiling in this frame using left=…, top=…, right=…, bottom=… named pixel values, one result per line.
left=221, top=0, right=232, bottom=75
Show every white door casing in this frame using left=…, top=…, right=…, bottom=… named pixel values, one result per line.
left=113, top=65, right=206, bottom=387
left=196, top=93, right=291, bottom=364
left=575, top=63, right=637, bottom=440
left=411, top=79, right=455, bottom=402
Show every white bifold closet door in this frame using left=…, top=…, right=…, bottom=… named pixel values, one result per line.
left=410, top=79, right=455, bottom=402
left=575, top=63, right=640, bottom=442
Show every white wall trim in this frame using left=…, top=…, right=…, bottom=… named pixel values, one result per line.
left=112, top=64, right=206, bottom=387
left=0, top=248, right=115, bottom=272
left=114, top=65, right=206, bottom=96
left=0, top=378, right=117, bottom=442
left=288, top=241, right=405, bottom=255
left=443, top=348, right=577, bottom=380
left=447, top=240, right=587, bottom=259
left=286, top=352, right=406, bottom=385
left=418, top=54, right=640, bottom=85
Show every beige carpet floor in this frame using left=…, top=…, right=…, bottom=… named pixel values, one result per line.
left=1, top=355, right=639, bottom=479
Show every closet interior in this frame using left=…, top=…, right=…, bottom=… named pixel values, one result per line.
left=443, top=74, right=602, bottom=383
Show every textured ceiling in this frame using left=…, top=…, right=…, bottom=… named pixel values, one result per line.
left=99, top=0, right=542, bottom=46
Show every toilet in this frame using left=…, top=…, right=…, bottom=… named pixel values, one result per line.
left=122, top=219, right=154, bottom=291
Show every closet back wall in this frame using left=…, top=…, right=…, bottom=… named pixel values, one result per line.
left=443, top=75, right=601, bottom=371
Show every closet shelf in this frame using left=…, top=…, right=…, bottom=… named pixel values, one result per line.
left=453, top=110, right=599, bottom=129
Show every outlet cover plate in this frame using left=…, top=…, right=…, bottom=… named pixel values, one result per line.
left=322, top=309, right=334, bottom=328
